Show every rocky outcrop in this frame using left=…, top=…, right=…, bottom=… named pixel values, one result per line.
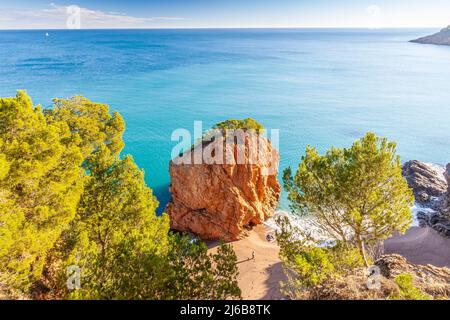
left=403, top=160, right=450, bottom=238
left=411, top=26, right=450, bottom=46
left=375, top=254, right=450, bottom=297
left=416, top=211, right=450, bottom=238
left=443, top=164, right=450, bottom=215
left=312, top=254, right=450, bottom=300
left=166, top=132, right=281, bottom=241
left=402, top=160, right=447, bottom=204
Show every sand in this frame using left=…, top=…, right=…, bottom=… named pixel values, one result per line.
left=208, top=225, right=286, bottom=300
left=384, top=226, right=450, bottom=268
left=208, top=225, right=450, bottom=300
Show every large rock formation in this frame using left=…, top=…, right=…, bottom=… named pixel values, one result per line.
left=402, top=160, right=447, bottom=204
left=166, top=131, right=281, bottom=241
left=410, top=26, right=450, bottom=46
left=403, top=160, right=450, bottom=238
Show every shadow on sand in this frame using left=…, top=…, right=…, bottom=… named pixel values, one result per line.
left=261, top=262, right=287, bottom=300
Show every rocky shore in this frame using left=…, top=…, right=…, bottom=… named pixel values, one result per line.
left=402, top=160, right=450, bottom=237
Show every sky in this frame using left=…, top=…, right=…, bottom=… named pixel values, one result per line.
left=0, top=0, right=449, bottom=29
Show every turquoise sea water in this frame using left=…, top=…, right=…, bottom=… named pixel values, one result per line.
left=1, top=29, right=449, bottom=212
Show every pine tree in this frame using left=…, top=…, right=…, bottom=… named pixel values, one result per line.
left=0, top=91, right=84, bottom=292
left=162, top=235, right=241, bottom=300
left=1, top=92, right=241, bottom=300
left=57, top=146, right=240, bottom=300
left=58, top=145, right=171, bottom=299
left=44, top=96, right=125, bottom=160
left=283, top=133, right=414, bottom=266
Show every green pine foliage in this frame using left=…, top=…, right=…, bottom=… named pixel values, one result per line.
left=213, top=118, right=264, bottom=133
left=276, top=216, right=365, bottom=299
left=163, top=235, right=241, bottom=300
left=283, top=132, right=414, bottom=266
left=44, top=96, right=125, bottom=160
left=0, top=91, right=241, bottom=300
left=0, top=91, right=84, bottom=292
left=59, top=145, right=171, bottom=299
left=390, top=274, right=432, bottom=300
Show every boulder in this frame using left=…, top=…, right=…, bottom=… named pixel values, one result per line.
left=166, top=131, right=281, bottom=241
left=402, top=160, right=447, bottom=204
left=417, top=210, right=450, bottom=238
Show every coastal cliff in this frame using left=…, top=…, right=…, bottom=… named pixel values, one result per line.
left=411, top=26, right=450, bottom=45
left=166, top=131, right=281, bottom=241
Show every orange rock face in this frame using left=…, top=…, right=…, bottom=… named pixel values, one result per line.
left=166, top=132, right=281, bottom=241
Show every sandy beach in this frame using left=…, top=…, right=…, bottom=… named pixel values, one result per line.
left=208, top=225, right=286, bottom=300
left=384, top=226, right=450, bottom=268
left=209, top=225, right=450, bottom=300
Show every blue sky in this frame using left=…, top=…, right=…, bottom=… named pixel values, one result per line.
left=1, top=0, right=450, bottom=29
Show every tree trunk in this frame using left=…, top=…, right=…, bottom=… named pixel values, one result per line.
left=357, top=234, right=369, bottom=268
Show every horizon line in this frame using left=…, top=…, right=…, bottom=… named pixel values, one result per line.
left=0, top=26, right=440, bottom=31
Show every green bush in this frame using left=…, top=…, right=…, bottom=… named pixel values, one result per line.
left=213, top=118, right=264, bottom=133
left=390, top=274, right=432, bottom=300
left=276, top=216, right=365, bottom=299
left=328, top=244, right=367, bottom=274
left=292, top=246, right=334, bottom=288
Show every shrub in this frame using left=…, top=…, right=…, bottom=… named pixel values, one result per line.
left=390, top=274, right=432, bottom=300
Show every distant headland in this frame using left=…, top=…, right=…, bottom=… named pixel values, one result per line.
left=411, top=25, right=450, bottom=46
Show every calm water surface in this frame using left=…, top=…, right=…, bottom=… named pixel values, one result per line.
left=1, top=28, right=449, bottom=211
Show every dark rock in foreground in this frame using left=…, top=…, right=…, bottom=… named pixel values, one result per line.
left=417, top=211, right=450, bottom=238
left=410, top=26, right=450, bottom=46
left=402, top=160, right=447, bottom=205
left=403, top=160, right=450, bottom=238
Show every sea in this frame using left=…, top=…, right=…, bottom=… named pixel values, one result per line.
left=1, top=28, right=449, bottom=213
